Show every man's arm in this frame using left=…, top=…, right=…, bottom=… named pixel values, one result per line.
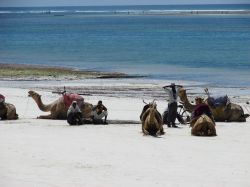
left=163, top=86, right=171, bottom=93
left=102, top=105, right=107, bottom=111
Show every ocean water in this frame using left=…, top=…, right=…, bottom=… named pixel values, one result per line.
left=0, top=4, right=250, bottom=86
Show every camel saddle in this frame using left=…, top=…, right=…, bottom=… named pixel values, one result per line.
left=63, top=93, right=84, bottom=108
left=207, top=95, right=229, bottom=108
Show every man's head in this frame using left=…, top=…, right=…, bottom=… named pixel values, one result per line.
left=98, top=100, right=102, bottom=105
left=171, top=83, right=175, bottom=87
left=195, top=97, right=204, bottom=104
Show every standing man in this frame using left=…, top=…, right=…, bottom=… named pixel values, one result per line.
left=91, top=100, right=108, bottom=124
left=67, top=101, right=83, bottom=125
left=163, top=83, right=183, bottom=128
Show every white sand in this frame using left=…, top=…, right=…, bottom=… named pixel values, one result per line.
left=0, top=86, right=250, bottom=187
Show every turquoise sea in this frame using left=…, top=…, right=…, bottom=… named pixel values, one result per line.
left=0, top=4, right=250, bottom=86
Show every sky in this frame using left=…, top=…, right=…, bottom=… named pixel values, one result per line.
left=0, top=0, right=249, bottom=7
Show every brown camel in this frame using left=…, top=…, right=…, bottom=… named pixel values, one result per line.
left=28, top=91, right=93, bottom=119
left=141, top=102, right=164, bottom=136
left=0, top=102, right=18, bottom=120
left=191, top=114, right=216, bottom=136
left=178, top=88, right=249, bottom=122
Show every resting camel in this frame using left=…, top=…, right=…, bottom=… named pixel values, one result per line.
left=28, top=91, right=93, bottom=119
left=0, top=102, right=18, bottom=120
left=178, top=88, right=249, bottom=122
left=191, top=114, right=216, bottom=136
left=140, top=101, right=164, bottom=136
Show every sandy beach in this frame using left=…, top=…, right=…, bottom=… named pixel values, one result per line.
left=1, top=1, right=250, bottom=186
left=0, top=77, right=250, bottom=187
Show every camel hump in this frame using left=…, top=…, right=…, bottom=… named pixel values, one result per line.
left=63, top=93, right=84, bottom=108
left=200, top=114, right=213, bottom=123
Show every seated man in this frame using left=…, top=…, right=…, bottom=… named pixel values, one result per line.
left=67, top=101, right=83, bottom=125
left=191, top=97, right=214, bottom=126
left=91, top=100, right=108, bottom=124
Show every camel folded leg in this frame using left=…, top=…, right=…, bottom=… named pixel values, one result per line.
left=142, top=128, right=149, bottom=135
left=37, top=114, right=54, bottom=119
left=156, top=129, right=164, bottom=136
left=156, top=122, right=165, bottom=135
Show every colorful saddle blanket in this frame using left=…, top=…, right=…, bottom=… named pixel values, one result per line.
left=63, top=93, right=84, bottom=108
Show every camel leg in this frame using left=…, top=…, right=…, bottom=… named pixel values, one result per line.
left=37, top=110, right=61, bottom=119
left=37, top=114, right=53, bottom=119
left=156, top=123, right=164, bottom=136
left=141, top=121, right=145, bottom=132
left=156, top=129, right=161, bottom=136
left=191, top=123, right=203, bottom=136
left=160, top=125, right=165, bottom=135
left=142, top=128, right=149, bottom=135
left=207, top=123, right=217, bottom=136
left=155, top=117, right=165, bottom=135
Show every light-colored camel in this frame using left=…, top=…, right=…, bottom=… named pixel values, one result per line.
left=178, top=88, right=249, bottom=122
left=191, top=114, right=216, bottom=136
left=0, top=103, right=18, bottom=120
left=28, top=91, right=93, bottom=119
left=141, top=102, right=164, bottom=136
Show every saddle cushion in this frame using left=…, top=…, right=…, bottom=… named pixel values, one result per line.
left=207, top=95, right=229, bottom=107
left=63, top=93, right=84, bottom=108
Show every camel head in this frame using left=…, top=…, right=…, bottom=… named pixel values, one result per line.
left=178, top=88, right=187, bottom=102
left=148, top=100, right=157, bottom=109
left=28, top=91, right=41, bottom=101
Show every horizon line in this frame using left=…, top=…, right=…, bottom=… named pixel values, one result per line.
left=1, top=3, right=250, bottom=8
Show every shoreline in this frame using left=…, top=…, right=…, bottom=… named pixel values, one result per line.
left=1, top=63, right=250, bottom=102
left=0, top=63, right=145, bottom=81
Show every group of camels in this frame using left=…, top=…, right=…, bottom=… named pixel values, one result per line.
left=134, top=87, right=248, bottom=137
left=1, top=88, right=249, bottom=137
left=139, top=98, right=216, bottom=137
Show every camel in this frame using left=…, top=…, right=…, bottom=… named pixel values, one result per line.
left=0, top=102, right=18, bottom=120
left=28, top=91, right=93, bottom=119
left=140, top=101, right=164, bottom=136
left=178, top=88, right=249, bottom=122
left=191, top=114, right=216, bottom=136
